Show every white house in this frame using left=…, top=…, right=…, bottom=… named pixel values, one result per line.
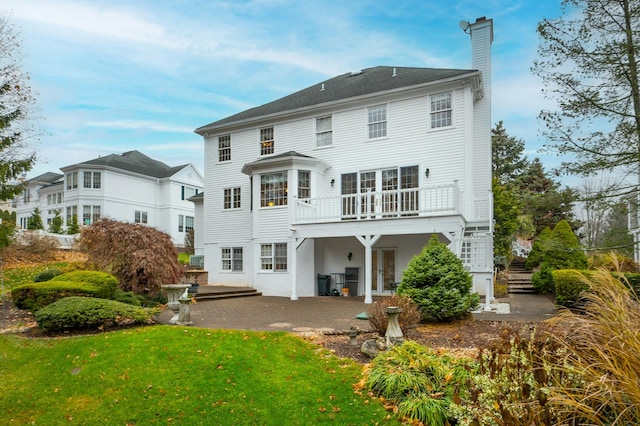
left=194, top=18, right=494, bottom=303
left=15, top=150, right=204, bottom=246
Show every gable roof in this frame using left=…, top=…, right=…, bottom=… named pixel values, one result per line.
left=196, top=66, right=478, bottom=134
left=62, top=150, right=188, bottom=179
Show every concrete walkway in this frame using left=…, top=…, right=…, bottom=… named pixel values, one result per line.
left=157, top=291, right=558, bottom=333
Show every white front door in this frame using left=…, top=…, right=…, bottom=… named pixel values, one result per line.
left=371, top=248, right=397, bottom=294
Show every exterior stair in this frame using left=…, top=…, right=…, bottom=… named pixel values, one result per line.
left=507, top=258, right=536, bottom=294
left=193, top=285, right=262, bottom=301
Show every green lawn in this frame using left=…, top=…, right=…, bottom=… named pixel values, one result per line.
left=0, top=325, right=396, bottom=425
left=1, top=261, right=74, bottom=295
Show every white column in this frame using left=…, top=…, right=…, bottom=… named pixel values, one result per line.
left=356, top=234, right=381, bottom=304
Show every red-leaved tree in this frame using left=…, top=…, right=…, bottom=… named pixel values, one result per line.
left=78, top=219, right=183, bottom=295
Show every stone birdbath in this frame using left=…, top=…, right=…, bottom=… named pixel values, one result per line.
left=161, top=284, right=191, bottom=324
left=384, top=306, right=404, bottom=345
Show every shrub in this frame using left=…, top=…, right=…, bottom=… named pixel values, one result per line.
left=34, top=297, right=158, bottom=332
left=589, top=252, right=638, bottom=272
left=12, top=281, right=108, bottom=312
left=398, top=236, right=479, bottom=321
left=52, top=270, right=118, bottom=299
left=532, top=220, right=586, bottom=294
left=364, top=340, right=473, bottom=425
left=366, top=295, right=422, bottom=335
left=552, top=269, right=591, bottom=307
left=451, top=324, right=568, bottom=426
left=12, top=270, right=119, bottom=311
left=525, top=226, right=552, bottom=270
left=4, top=231, right=59, bottom=263
left=78, top=219, right=183, bottom=295
left=33, top=268, right=62, bottom=282
left=113, top=289, right=143, bottom=306
left=546, top=269, right=640, bottom=424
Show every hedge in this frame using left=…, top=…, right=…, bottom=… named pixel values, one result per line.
left=12, top=270, right=119, bottom=312
left=34, top=297, right=158, bottom=332
left=553, top=269, right=639, bottom=307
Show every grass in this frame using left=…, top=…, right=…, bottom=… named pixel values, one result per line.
left=1, top=261, right=77, bottom=296
left=0, top=326, right=397, bottom=425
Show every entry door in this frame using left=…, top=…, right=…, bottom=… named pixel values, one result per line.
left=371, top=248, right=397, bottom=294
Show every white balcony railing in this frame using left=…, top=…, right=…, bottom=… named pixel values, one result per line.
left=293, top=183, right=463, bottom=224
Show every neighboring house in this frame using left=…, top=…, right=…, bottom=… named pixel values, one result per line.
left=15, top=151, right=204, bottom=246
left=194, top=18, right=494, bottom=303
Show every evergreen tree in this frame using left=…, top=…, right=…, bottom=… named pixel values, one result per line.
left=492, top=120, right=529, bottom=185
left=398, top=236, right=479, bottom=321
left=49, top=210, right=63, bottom=234
left=0, top=14, right=38, bottom=201
left=28, top=206, right=44, bottom=230
left=493, top=177, right=521, bottom=262
left=67, top=215, right=79, bottom=235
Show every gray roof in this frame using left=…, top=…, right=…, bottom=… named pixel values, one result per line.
left=73, top=150, right=187, bottom=178
left=196, top=66, right=477, bottom=134
left=27, top=172, right=64, bottom=185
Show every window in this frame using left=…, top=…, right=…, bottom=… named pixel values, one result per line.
left=185, top=216, right=194, bottom=232
left=341, top=172, right=357, bottom=218
left=178, top=215, right=194, bottom=232
left=260, top=172, right=287, bottom=207
left=218, top=134, right=231, bottom=162
left=82, top=205, right=100, bottom=225
left=260, top=243, right=287, bottom=271
left=83, top=172, right=101, bottom=189
left=66, top=205, right=77, bottom=225
left=298, top=170, right=310, bottom=199
left=224, top=187, right=241, bottom=209
left=22, top=189, right=31, bottom=203
left=400, top=166, right=419, bottom=215
left=221, top=247, right=243, bottom=271
left=260, top=126, right=274, bottom=156
left=135, top=210, right=148, bottom=224
left=367, top=104, right=387, bottom=139
left=66, top=172, right=78, bottom=190
left=430, top=92, right=452, bottom=129
left=181, top=186, right=199, bottom=200
left=315, top=116, right=332, bottom=147
left=47, top=192, right=62, bottom=205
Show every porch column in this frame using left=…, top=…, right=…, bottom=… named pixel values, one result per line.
left=289, top=236, right=305, bottom=300
left=356, top=234, right=381, bottom=304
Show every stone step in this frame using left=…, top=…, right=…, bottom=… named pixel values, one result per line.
left=508, top=284, right=537, bottom=294
left=193, top=286, right=262, bottom=301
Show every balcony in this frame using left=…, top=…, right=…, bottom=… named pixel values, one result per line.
left=293, top=183, right=463, bottom=224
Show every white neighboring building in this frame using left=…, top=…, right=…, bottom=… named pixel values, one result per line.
left=15, top=151, right=204, bottom=246
left=194, top=18, right=494, bottom=303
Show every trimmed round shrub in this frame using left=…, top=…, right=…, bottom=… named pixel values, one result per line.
left=553, top=269, right=592, bottom=307
left=51, top=271, right=118, bottom=299
left=398, top=236, right=479, bottom=321
left=34, top=297, right=158, bottom=332
left=12, top=270, right=119, bottom=312
left=113, top=289, right=143, bottom=306
left=33, top=268, right=62, bottom=282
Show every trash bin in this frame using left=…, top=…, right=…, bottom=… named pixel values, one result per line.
left=317, top=274, right=331, bottom=296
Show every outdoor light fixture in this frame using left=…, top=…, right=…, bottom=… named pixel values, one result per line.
left=425, top=168, right=430, bottom=178
left=348, top=252, right=352, bottom=261
left=330, top=178, right=335, bottom=187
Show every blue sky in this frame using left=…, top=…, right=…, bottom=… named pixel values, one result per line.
left=2, top=0, right=564, bottom=181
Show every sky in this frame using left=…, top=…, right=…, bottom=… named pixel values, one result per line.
left=2, top=0, right=565, bottom=183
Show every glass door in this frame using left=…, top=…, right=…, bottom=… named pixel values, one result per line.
left=371, top=248, right=397, bottom=294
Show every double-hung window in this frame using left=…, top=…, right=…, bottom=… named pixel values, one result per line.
left=297, top=170, right=310, bottom=199
left=66, top=172, right=78, bottom=190
left=260, top=172, right=287, bottom=207
left=135, top=210, right=148, bottom=224
left=315, top=116, right=332, bottom=147
left=367, top=105, right=387, bottom=139
left=221, top=247, right=243, bottom=271
left=430, top=92, right=452, bottom=129
left=260, top=126, right=274, bottom=156
left=218, top=134, right=231, bottom=162
left=260, top=243, right=287, bottom=271
left=82, top=205, right=100, bottom=225
left=181, top=186, right=199, bottom=200
left=223, top=187, right=241, bottom=209
left=83, top=172, right=101, bottom=189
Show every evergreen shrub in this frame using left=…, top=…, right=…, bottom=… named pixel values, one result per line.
left=552, top=269, right=592, bottom=307
left=398, top=236, right=479, bottom=321
left=34, top=297, right=158, bottom=332
left=33, top=268, right=62, bottom=282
